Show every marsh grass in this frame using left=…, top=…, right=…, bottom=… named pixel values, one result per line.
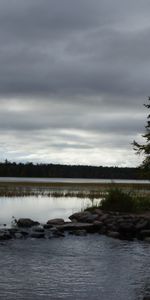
left=0, top=182, right=149, bottom=213
left=100, top=188, right=150, bottom=213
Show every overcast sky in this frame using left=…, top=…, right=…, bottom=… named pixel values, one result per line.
left=0, top=0, right=149, bottom=167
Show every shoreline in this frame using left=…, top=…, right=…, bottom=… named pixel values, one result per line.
left=1, top=209, right=150, bottom=243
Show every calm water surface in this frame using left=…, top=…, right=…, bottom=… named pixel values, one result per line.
left=0, top=177, right=149, bottom=184
left=0, top=195, right=95, bottom=227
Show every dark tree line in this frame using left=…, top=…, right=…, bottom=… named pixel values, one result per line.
left=0, top=160, right=145, bottom=179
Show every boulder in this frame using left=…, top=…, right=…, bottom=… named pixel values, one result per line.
left=17, top=218, right=39, bottom=228
left=47, top=218, right=65, bottom=225
left=69, top=211, right=96, bottom=223
left=118, top=221, right=136, bottom=239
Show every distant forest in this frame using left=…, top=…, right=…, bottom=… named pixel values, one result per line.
left=0, top=161, right=147, bottom=179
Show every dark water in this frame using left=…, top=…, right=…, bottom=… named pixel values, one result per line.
left=0, top=235, right=150, bottom=300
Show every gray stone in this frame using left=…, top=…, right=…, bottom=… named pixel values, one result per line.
left=33, top=227, right=45, bottom=233
left=99, top=214, right=109, bottom=222
left=47, top=218, right=65, bottom=225
left=136, top=220, right=149, bottom=230
left=56, top=222, right=94, bottom=232
left=43, top=224, right=53, bottom=229
left=0, top=231, right=12, bottom=240
left=14, top=232, right=23, bottom=239
left=93, top=208, right=103, bottom=216
left=73, top=230, right=87, bottom=236
left=93, top=221, right=103, bottom=229
left=69, top=211, right=92, bottom=223
left=17, top=218, right=39, bottom=228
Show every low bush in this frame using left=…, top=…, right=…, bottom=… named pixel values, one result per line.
left=100, top=188, right=150, bottom=213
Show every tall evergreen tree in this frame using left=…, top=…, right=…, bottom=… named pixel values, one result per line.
left=132, top=97, right=150, bottom=172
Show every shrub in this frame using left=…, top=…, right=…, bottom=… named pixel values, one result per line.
left=100, top=188, right=137, bottom=213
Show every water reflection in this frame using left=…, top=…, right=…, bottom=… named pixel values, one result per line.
left=0, top=194, right=100, bottom=227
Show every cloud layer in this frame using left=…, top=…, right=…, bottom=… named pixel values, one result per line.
left=0, top=0, right=149, bottom=166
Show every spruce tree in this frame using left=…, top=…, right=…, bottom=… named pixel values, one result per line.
left=132, top=97, right=150, bottom=173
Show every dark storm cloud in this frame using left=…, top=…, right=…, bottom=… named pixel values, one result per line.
left=0, top=0, right=149, bottom=165
left=0, top=0, right=150, bottom=103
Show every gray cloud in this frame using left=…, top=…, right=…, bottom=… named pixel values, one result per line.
left=0, top=0, right=149, bottom=166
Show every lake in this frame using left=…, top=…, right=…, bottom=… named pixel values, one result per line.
left=0, top=236, right=150, bottom=300
left=0, top=178, right=150, bottom=300
left=0, top=195, right=97, bottom=227
left=0, top=177, right=149, bottom=227
left=0, top=177, right=149, bottom=184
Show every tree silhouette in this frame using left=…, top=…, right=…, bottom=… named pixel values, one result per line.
left=133, top=97, right=150, bottom=172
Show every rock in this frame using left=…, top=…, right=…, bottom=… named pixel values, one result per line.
left=93, top=221, right=103, bottom=230
left=0, top=231, right=12, bottom=240
left=52, top=231, right=65, bottom=238
left=118, top=221, right=136, bottom=239
left=30, top=232, right=45, bottom=238
left=85, top=214, right=99, bottom=223
left=43, top=224, right=53, bottom=229
left=20, top=230, right=29, bottom=237
left=17, top=218, right=39, bottom=228
left=47, top=218, right=65, bottom=225
left=33, top=227, right=45, bottom=233
left=73, top=230, right=87, bottom=236
left=56, top=222, right=94, bottom=232
left=93, top=208, right=103, bottom=216
left=144, top=237, right=150, bottom=242
left=47, top=227, right=65, bottom=238
left=14, top=232, right=23, bottom=239
left=107, top=231, right=120, bottom=239
left=99, top=214, right=109, bottom=222
left=69, top=211, right=95, bottom=223
left=136, top=220, right=150, bottom=231
left=139, top=230, right=150, bottom=240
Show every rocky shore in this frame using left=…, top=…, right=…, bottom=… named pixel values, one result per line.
left=0, top=209, right=150, bottom=242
